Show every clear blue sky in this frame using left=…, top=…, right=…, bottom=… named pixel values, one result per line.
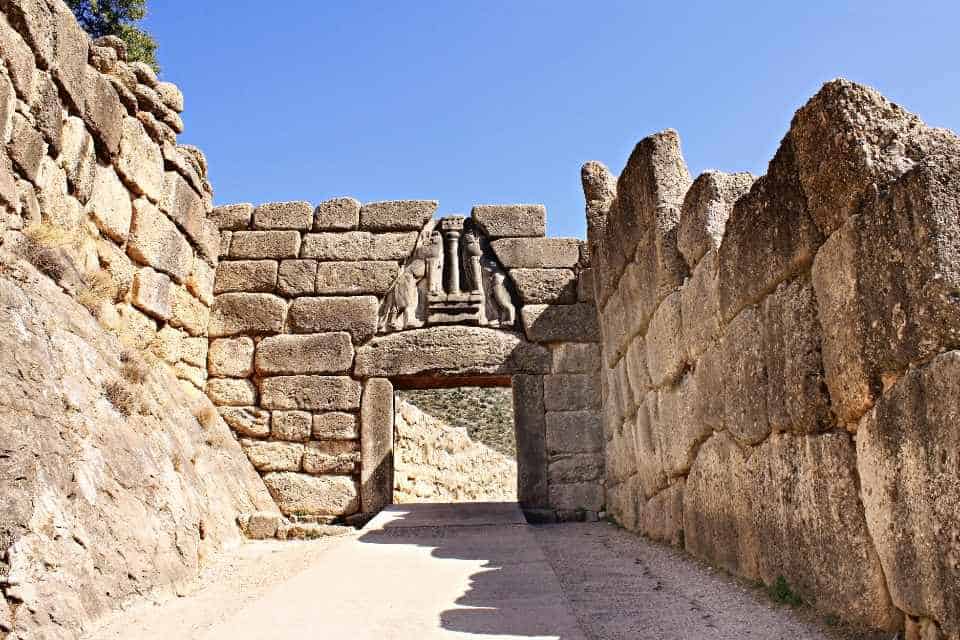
left=145, top=1, right=959, bottom=238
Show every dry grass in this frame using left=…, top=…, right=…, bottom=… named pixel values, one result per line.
left=104, top=380, right=139, bottom=416
left=21, top=223, right=84, bottom=284
left=76, top=269, right=118, bottom=313
left=119, top=347, right=151, bottom=384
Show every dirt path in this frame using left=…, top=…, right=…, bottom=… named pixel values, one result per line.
left=84, top=505, right=888, bottom=640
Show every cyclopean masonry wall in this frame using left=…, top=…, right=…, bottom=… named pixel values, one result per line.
left=585, top=79, right=960, bottom=638
left=207, top=200, right=604, bottom=524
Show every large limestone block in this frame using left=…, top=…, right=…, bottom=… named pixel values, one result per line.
left=57, top=117, right=96, bottom=204
left=87, top=164, right=132, bottom=242
left=277, top=259, right=317, bottom=297
left=169, top=285, right=210, bottom=337
left=858, top=352, right=960, bottom=637
left=548, top=453, right=604, bottom=484
left=638, top=481, right=684, bottom=546
left=677, top=171, right=755, bottom=269
left=219, top=406, right=271, bottom=437
left=262, top=472, right=359, bottom=516
left=791, top=79, right=957, bottom=237
left=354, top=326, right=550, bottom=377
left=599, top=286, right=629, bottom=365
left=206, top=378, right=257, bottom=406
left=471, top=204, right=546, bottom=238
left=721, top=306, right=769, bottom=445
left=8, top=112, right=45, bottom=181
left=0, top=14, right=36, bottom=101
left=312, top=412, right=359, bottom=440
left=187, top=257, right=215, bottom=306
left=513, top=374, right=547, bottom=509
left=813, top=149, right=960, bottom=425
left=543, top=373, right=600, bottom=411
left=577, top=267, right=595, bottom=303
left=208, top=293, right=286, bottom=337
left=131, top=267, right=171, bottom=321
left=210, top=203, right=253, bottom=230
left=522, top=303, right=599, bottom=344
left=288, top=295, right=378, bottom=343
left=301, top=231, right=417, bottom=261
left=653, top=377, right=713, bottom=478
left=606, top=475, right=641, bottom=531
left=254, top=333, right=354, bottom=375
left=509, top=268, right=576, bottom=304
left=360, top=378, right=394, bottom=513
left=684, top=431, right=899, bottom=629
left=213, top=260, right=278, bottom=294
left=270, top=411, right=311, bottom=442
left=624, top=337, right=651, bottom=401
left=127, top=198, right=192, bottom=283
left=359, top=200, right=436, bottom=231
left=580, top=158, right=621, bottom=308
left=314, top=197, right=360, bottom=230
left=550, top=342, right=600, bottom=374
left=315, top=260, right=399, bottom=295
left=31, top=72, right=63, bottom=154
left=303, top=441, right=360, bottom=475
left=717, top=139, right=823, bottom=323
left=545, top=410, right=603, bottom=455
left=253, top=200, right=312, bottom=230
left=605, top=416, right=638, bottom=485
left=241, top=440, right=304, bottom=472
left=490, top=237, right=581, bottom=269
left=229, top=230, right=301, bottom=260
left=208, top=337, right=254, bottom=378
left=761, top=277, right=831, bottom=434
left=116, top=117, right=164, bottom=203
left=81, top=66, right=124, bottom=156
left=159, top=172, right=207, bottom=250
left=645, top=291, right=684, bottom=387
left=259, top=375, right=361, bottom=411
left=632, top=395, right=667, bottom=498
left=548, top=481, right=603, bottom=512
left=680, top=250, right=721, bottom=362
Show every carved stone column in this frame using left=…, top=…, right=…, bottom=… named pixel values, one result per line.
left=440, top=217, right=465, bottom=295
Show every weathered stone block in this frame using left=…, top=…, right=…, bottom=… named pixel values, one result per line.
left=169, top=285, right=209, bottom=337
left=116, top=117, right=164, bottom=203
left=490, top=237, right=581, bottom=268
left=509, top=268, right=576, bottom=304
left=219, top=406, right=270, bottom=437
left=262, top=472, right=359, bottom=516
left=624, top=337, right=650, bottom=401
left=577, top=267, right=595, bottom=303
left=680, top=250, right=721, bottom=362
left=361, top=378, right=394, bottom=513
left=857, top=352, right=960, bottom=637
left=548, top=481, right=603, bottom=512
left=359, top=199, right=437, bottom=231
left=301, top=231, right=417, bottom=262
left=303, top=441, right=360, bottom=475
left=31, top=71, right=62, bottom=155
left=315, top=260, right=399, bottom=295
left=471, top=204, right=546, bottom=238
left=253, top=200, right=312, bottom=230
left=677, top=171, right=755, bottom=269
left=314, top=197, right=360, bottom=230
left=208, top=293, right=286, bottom=337
left=721, top=306, right=769, bottom=445
left=8, top=112, right=45, bottom=182
left=548, top=453, right=604, bottom=484
left=646, top=291, right=684, bottom=387
left=313, top=412, right=360, bottom=440
left=206, top=378, right=257, bottom=406
left=550, top=342, right=600, bottom=374
left=180, top=337, right=208, bottom=368
left=239, top=512, right=281, bottom=540
left=254, top=333, right=354, bottom=375
left=632, top=394, right=667, bottom=498
left=638, top=481, right=684, bottom=547
left=57, top=117, right=96, bottom=204
left=606, top=475, right=641, bottom=531
left=207, top=337, right=254, bottom=378
left=229, top=230, right=301, bottom=260
left=545, top=410, right=603, bottom=455
left=159, top=171, right=206, bottom=248
left=174, top=361, right=205, bottom=389
left=0, top=15, right=35, bottom=101
left=599, top=286, right=628, bottom=366
left=521, top=303, right=599, bottom=344
left=187, top=257, right=215, bottom=306
left=241, top=440, right=304, bottom=472
left=127, top=198, right=192, bottom=283
left=81, top=66, right=124, bottom=156
left=210, top=203, right=253, bottom=230
left=277, top=259, right=317, bottom=297
left=513, top=374, right=547, bottom=509
left=354, top=326, right=550, bottom=377
left=288, top=295, right=378, bottom=343
left=271, top=410, right=312, bottom=441
left=260, top=375, right=361, bottom=411
left=543, top=374, right=600, bottom=411
left=214, top=260, right=278, bottom=294
left=131, top=267, right=171, bottom=321
left=87, top=164, right=132, bottom=242
left=617, top=260, right=653, bottom=339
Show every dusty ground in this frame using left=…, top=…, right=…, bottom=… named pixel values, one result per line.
left=85, top=514, right=890, bottom=640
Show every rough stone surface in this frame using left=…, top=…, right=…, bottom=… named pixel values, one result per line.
left=313, top=412, right=360, bottom=440
left=677, top=171, right=755, bottom=269
left=471, top=204, right=546, bottom=238
left=219, top=406, right=271, bottom=437
left=277, top=259, right=317, bottom=297
left=521, top=303, right=600, bottom=343
left=543, top=374, right=600, bottom=411
left=127, top=198, right=192, bottom=283
left=131, top=267, right=172, bottom=320
left=211, top=203, right=253, bottom=230
left=361, top=379, right=394, bottom=513
left=359, top=200, right=437, bottom=230
left=513, top=374, right=547, bottom=509
left=207, top=337, right=255, bottom=378
left=253, top=201, right=313, bottom=230
left=315, top=260, right=399, bottom=295
left=314, top=197, right=360, bottom=230
left=354, top=326, right=550, bottom=377
left=214, top=260, right=278, bottom=294
left=262, top=472, right=359, bottom=516
left=287, top=295, right=378, bottom=343
left=545, top=411, right=603, bottom=455
left=116, top=117, right=164, bottom=202
left=259, top=376, right=361, bottom=411
left=301, top=231, right=417, bottom=261
left=206, top=378, right=257, bottom=406
left=229, top=230, right=301, bottom=260
left=241, top=440, right=304, bottom=472
left=271, top=411, right=312, bottom=442
left=510, top=268, right=577, bottom=304
left=208, top=293, right=286, bottom=337
left=645, top=291, right=684, bottom=387
left=87, top=164, right=132, bottom=242
left=490, top=237, right=581, bottom=268
left=551, top=343, right=601, bottom=374
left=254, top=333, right=354, bottom=375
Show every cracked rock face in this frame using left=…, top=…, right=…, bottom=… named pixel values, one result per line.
left=0, top=255, right=276, bottom=639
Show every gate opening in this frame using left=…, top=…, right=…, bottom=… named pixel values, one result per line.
left=393, top=386, right=517, bottom=503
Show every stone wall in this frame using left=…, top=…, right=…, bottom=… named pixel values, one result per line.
left=206, top=199, right=605, bottom=522
left=586, top=79, right=960, bottom=638
left=0, top=1, right=279, bottom=638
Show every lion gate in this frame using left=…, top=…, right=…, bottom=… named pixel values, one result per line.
left=204, top=199, right=603, bottom=523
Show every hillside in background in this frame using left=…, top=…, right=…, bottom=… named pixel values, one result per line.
left=397, top=387, right=515, bottom=457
